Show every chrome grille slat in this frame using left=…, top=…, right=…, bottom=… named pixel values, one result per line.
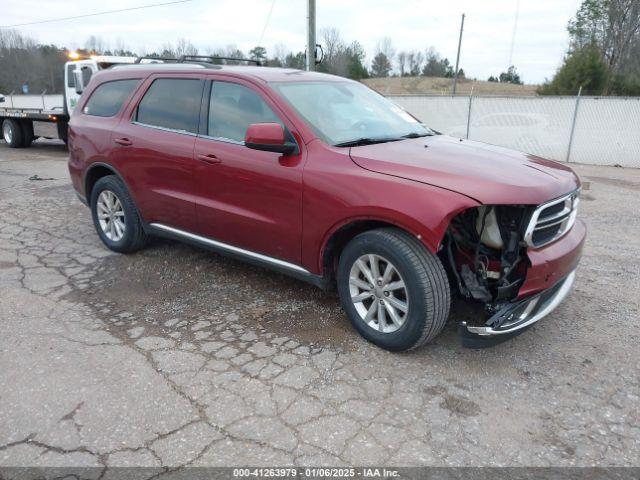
left=525, top=190, right=580, bottom=248
left=535, top=214, right=571, bottom=230
left=536, top=207, right=572, bottom=225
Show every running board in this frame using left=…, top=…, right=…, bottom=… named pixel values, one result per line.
left=148, top=223, right=329, bottom=289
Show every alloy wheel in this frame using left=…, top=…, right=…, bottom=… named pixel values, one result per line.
left=348, top=254, right=409, bottom=333
left=2, top=122, right=13, bottom=144
left=97, top=190, right=126, bottom=242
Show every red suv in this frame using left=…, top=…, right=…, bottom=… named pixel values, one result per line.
left=68, top=60, right=585, bottom=351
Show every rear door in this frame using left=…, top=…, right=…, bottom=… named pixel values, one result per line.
left=192, top=78, right=305, bottom=264
left=69, top=77, right=141, bottom=196
left=109, top=74, right=204, bottom=232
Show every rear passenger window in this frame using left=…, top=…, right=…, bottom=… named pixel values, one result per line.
left=208, top=82, right=282, bottom=142
left=83, top=79, right=139, bottom=117
left=136, top=79, right=202, bottom=133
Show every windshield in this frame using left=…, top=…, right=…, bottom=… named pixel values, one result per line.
left=271, top=81, right=434, bottom=146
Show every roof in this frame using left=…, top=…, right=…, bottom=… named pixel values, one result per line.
left=105, top=63, right=351, bottom=83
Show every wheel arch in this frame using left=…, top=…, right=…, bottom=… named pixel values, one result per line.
left=319, top=216, right=437, bottom=283
left=84, top=162, right=131, bottom=206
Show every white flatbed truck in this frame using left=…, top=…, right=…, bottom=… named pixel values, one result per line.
left=0, top=55, right=137, bottom=148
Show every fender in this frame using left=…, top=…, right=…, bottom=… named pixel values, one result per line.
left=82, top=161, right=146, bottom=220
left=315, top=201, right=476, bottom=276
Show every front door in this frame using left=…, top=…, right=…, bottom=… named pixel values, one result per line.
left=193, top=79, right=305, bottom=265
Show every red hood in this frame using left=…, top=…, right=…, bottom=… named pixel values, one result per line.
left=349, top=135, right=580, bottom=205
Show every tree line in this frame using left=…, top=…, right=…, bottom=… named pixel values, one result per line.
left=0, top=27, right=524, bottom=95
left=3, top=0, right=637, bottom=97
left=539, top=0, right=640, bottom=95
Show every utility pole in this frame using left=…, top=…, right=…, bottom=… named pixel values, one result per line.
left=306, top=0, right=316, bottom=71
left=452, top=13, right=465, bottom=95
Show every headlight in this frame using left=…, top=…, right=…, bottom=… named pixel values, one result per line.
left=475, top=206, right=503, bottom=249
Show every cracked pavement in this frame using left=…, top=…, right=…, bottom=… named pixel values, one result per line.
left=0, top=140, right=638, bottom=471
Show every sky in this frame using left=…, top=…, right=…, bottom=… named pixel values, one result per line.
left=0, top=0, right=583, bottom=84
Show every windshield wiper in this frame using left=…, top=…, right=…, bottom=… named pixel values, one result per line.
left=334, top=137, right=403, bottom=147
left=401, top=131, right=436, bottom=139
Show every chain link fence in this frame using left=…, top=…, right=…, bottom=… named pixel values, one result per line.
left=389, top=94, right=640, bottom=168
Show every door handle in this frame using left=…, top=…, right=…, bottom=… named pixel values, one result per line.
left=197, top=153, right=221, bottom=165
left=114, top=137, right=132, bottom=146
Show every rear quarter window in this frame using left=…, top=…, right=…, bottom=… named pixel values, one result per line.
left=135, top=78, right=203, bottom=133
left=83, top=79, right=140, bottom=117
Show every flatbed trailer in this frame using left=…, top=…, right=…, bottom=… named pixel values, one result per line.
left=1, top=55, right=138, bottom=148
left=0, top=94, right=68, bottom=147
left=1, top=54, right=266, bottom=148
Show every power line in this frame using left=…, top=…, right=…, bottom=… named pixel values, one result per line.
left=258, top=0, right=277, bottom=46
left=0, top=0, right=193, bottom=28
left=508, top=0, right=521, bottom=68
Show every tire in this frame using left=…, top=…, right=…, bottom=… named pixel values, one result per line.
left=337, top=228, right=450, bottom=351
left=57, top=121, right=68, bottom=144
left=90, top=175, right=148, bottom=253
left=20, top=120, right=34, bottom=147
left=2, top=119, right=25, bottom=148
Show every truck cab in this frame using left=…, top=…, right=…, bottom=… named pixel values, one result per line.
left=64, top=56, right=138, bottom=115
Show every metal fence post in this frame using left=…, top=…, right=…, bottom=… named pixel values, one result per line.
left=566, top=86, right=582, bottom=163
left=465, top=87, right=474, bottom=139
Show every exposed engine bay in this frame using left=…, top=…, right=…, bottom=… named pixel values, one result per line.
left=442, top=205, right=533, bottom=312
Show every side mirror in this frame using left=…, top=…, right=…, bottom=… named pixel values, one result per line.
left=73, top=70, right=84, bottom=94
left=0, top=94, right=4, bottom=103
left=245, top=123, right=296, bottom=155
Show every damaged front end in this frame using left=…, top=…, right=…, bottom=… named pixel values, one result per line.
left=441, top=204, right=575, bottom=347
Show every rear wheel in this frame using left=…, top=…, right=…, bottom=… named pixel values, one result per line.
left=2, top=119, right=25, bottom=148
left=57, top=121, right=68, bottom=145
left=90, top=175, right=148, bottom=253
left=337, top=228, right=450, bottom=351
left=20, top=120, right=34, bottom=147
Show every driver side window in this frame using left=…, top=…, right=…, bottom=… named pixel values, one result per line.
left=208, top=82, right=282, bottom=143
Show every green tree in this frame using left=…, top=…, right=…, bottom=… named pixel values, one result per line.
left=249, top=46, right=267, bottom=63
left=548, top=0, right=640, bottom=94
left=346, top=41, right=368, bottom=80
left=370, top=52, right=392, bottom=77
left=498, top=65, right=523, bottom=84
left=538, top=44, right=607, bottom=94
left=284, top=52, right=305, bottom=70
left=421, top=48, right=453, bottom=77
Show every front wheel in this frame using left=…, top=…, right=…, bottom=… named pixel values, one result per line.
left=337, top=228, right=450, bottom=351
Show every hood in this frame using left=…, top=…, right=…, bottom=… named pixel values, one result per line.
left=349, top=135, right=580, bottom=205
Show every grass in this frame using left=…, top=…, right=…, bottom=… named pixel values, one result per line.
left=362, top=76, right=539, bottom=96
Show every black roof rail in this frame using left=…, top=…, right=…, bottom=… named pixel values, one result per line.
left=178, top=55, right=262, bottom=66
left=132, top=55, right=263, bottom=67
left=134, top=56, right=179, bottom=63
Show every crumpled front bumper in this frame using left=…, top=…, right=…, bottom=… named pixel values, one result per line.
left=460, top=270, right=576, bottom=348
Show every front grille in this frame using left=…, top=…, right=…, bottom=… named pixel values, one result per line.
left=525, top=190, right=580, bottom=248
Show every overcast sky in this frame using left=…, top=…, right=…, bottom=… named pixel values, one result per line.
left=1, top=0, right=582, bottom=84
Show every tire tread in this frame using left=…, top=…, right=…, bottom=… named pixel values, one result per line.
left=372, top=228, right=450, bottom=349
left=338, top=227, right=450, bottom=351
left=91, top=175, right=148, bottom=253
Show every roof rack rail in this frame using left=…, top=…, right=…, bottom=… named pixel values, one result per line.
left=134, top=56, right=179, bottom=63
left=179, top=55, right=262, bottom=66
left=132, top=55, right=263, bottom=67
